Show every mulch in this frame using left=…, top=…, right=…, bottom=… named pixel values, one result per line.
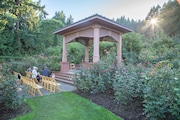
left=0, top=102, right=32, bottom=120
left=73, top=90, right=146, bottom=120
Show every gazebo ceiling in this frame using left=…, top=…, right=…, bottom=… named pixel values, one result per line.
left=53, top=14, right=133, bottom=35
left=71, top=36, right=116, bottom=46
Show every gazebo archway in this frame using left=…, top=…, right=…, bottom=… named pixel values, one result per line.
left=54, top=14, right=133, bottom=72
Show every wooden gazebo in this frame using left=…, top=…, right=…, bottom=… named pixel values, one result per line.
left=54, top=14, right=133, bottom=72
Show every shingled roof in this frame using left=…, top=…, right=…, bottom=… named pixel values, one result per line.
left=53, top=14, right=133, bottom=35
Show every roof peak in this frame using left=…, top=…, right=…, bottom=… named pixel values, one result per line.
left=53, top=14, right=133, bottom=35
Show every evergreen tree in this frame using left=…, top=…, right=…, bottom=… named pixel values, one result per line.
left=52, top=10, right=66, bottom=25
left=115, top=16, right=142, bottom=32
left=66, top=15, right=74, bottom=25
left=36, top=19, right=64, bottom=48
left=160, top=0, right=180, bottom=37
left=145, top=5, right=161, bottom=21
left=144, top=5, right=161, bottom=39
left=0, top=0, right=47, bottom=55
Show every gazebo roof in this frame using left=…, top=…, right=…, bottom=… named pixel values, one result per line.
left=53, top=14, right=133, bottom=35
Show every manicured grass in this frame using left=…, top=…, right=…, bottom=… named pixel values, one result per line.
left=13, top=92, right=121, bottom=120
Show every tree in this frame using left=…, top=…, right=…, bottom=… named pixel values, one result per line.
left=122, top=32, right=143, bottom=63
left=144, top=5, right=161, bottom=39
left=36, top=19, right=64, bottom=48
left=116, top=16, right=142, bottom=32
left=52, top=11, right=66, bottom=25
left=67, top=42, right=85, bottom=64
left=160, top=0, right=180, bottom=37
left=0, top=0, right=47, bottom=55
left=145, top=5, right=161, bottom=21
left=66, top=15, right=74, bottom=25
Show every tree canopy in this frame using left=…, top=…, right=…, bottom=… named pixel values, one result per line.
left=0, top=0, right=47, bottom=55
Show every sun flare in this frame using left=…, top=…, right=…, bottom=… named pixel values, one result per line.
left=150, top=18, right=157, bottom=25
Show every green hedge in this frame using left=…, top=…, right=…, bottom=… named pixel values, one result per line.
left=0, top=56, right=23, bottom=63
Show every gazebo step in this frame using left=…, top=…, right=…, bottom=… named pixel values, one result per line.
left=55, top=72, right=74, bottom=85
left=55, top=75, right=73, bottom=81
left=55, top=78, right=74, bottom=85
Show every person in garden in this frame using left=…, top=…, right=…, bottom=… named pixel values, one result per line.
left=51, top=73, right=56, bottom=79
left=41, top=66, right=50, bottom=77
left=27, top=66, right=32, bottom=72
left=26, top=66, right=32, bottom=78
left=32, top=66, right=41, bottom=82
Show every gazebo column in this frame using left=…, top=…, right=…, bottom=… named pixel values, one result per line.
left=62, top=36, right=67, bottom=62
left=61, top=36, right=70, bottom=72
left=117, top=34, right=122, bottom=62
left=85, top=46, right=89, bottom=63
left=93, top=25, right=100, bottom=62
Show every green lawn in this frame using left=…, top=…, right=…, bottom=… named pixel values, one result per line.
left=13, top=92, right=121, bottom=120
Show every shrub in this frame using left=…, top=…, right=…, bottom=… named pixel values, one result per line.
left=2, top=54, right=61, bottom=77
left=170, top=87, right=180, bottom=120
left=122, top=32, right=143, bottom=64
left=112, top=63, right=148, bottom=104
left=67, top=42, right=85, bottom=64
left=143, top=61, right=180, bottom=119
left=44, top=46, right=62, bottom=56
left=0, top=65, right=22, bottom=110
left=73, top=68, right=93, bottom=92
left=73, top=53, right=117, bottom=93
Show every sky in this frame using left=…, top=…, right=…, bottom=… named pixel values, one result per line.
left=36, top=0, right=169, bottom=22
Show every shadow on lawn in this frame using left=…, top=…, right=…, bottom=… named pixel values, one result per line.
left=0, top=90, right=146, bottom=120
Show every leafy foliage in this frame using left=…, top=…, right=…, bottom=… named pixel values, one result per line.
left=0, top=0, right=47, bottom=55
left=143, top=61, right=180, bottom=119
left=52, top=11, right=66, bottom=25
left=73, top=53, right=117, bottom=93
left=160, top=0, right=180, bottom=37
left=67, top=42, right=85, bottom=64
left=4, top=54, right=61, bottom=76
left=0, top=64, right=22, bottom=110
left=122, top=32, right=143, bottom=64
left=115, top=16, right=142, bottom=32
left=139, top=33, right=180, bottom=69
left=53, top=10, right=74, bottom=26
left=36, top=19, right=64, bottom=48
left=99, top=42, right=116, bottom=59
left=113, top=63, right=149, bottom=104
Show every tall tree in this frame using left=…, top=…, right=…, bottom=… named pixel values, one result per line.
left=0, top=0, right=47, bottom=55
left=66, top=15, right=74, bottom=25
left=160, top=0, right=180, bottom=37
left=144, top=5, right=161, bottom=39
left=116, top=16, right=142, bottom=32
left=52, top=10, right=66, bottom=25
left=36, top=19, right=64, bottom=48
left=145, top=5, right=161, bottom=21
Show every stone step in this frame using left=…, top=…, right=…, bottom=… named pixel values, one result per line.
left=55, top=73, right=73, bottom=77
left=55, top=72, right=74, bottom=85
left=55, top=75, right=73, bottom=81
left=55, top=78, right=74, bottom=85
left=56, top=73, right=73, bottom=77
